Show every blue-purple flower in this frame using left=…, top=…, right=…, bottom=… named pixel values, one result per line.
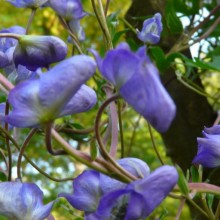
left=137, top=13, right=163, bottom=44
left=91, top=42, right=176, bottom=132
left=0, top=181, right=55, bottom=220
left=59, top=158, right=178, bottom=220
left=0, top=26, right=25, bottom=69
left=6, top=0, right=48, bottom=8
left=14, top=35, right=68, bottom=71
left=48, top=0, right=86, bottom=21
left=3, top=55, right=97, bottom=128
left=193, top=125, right=220, bottom=168
left=48, top=0, right=86, bottom=41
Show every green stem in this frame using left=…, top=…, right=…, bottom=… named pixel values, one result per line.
left=25, top=8, right=37, bottom=34
left=105, top=0, right=110, bottom=16
left=200, top=194, right=215, bottom=220
left=186, top=196, right=209, bottom=219
left=147, top=122, right=164, bottom=165
left=127, top=115, right=141, bottom=156
left=58, top=16, right=84, bottom=54
left=92, top=0, right=113, bottom=50
left=17, top=129, right=37, bottom=180
left=215, top=201, right=220, bottom=220
left=121, top=18, right=137, bottom=34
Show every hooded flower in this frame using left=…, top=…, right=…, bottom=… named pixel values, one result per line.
left=3, top=55, right=97, bottom=128
left=48, top=0, right=86, bottom=42
left=88, top=166, right=178, bottom=220
left=13, top=35, right=68, bottom=71
left=48, top=0, right=86, bottom=21
left=91, top=42, right=176, bottom=132
left=6, top=0, right=48, bottom=8
left=137, top=13, right=163, bottom=44
left=59, top=158, right=150, bottom=213
left=59, top=158, right=178, bottom=220
left=0, top=181, right=55, bottom=220
left=0, top=26, right=25, bottom=69
left=193, top=125, right=220, bottom=168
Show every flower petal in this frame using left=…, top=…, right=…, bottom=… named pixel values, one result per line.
left=59, top=170, right=102, bottom=212
left=126, top=165, right=178, bottom=216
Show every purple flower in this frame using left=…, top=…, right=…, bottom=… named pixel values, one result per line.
left=6, top=0, right=48, bottom=8
left=48, top=0, right=86, bottom=41
left=0, top=181, right=55, bottom=220
left=91, top=42, right=176, bottom=132
left=193, top=125, right=220, bottom=168
left=89, top=166, right=178, bottom=220
left=0, top=26, right=25, bottom=69
left=59, top=158, right=178, bottom=220
left=3, top=55, right=97, bottom=128
left=59, top=158, right=150, bottom=213
left=137, top=13, right=163, bottom=44
left=99, top=158, right=150, bottom=193
left=48, top=0, right=86, bottom=21
left=13, top=35, right=68, bottom=71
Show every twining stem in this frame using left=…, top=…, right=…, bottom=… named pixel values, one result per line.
left=0, top=126, right=73, bottom=182
left=147, top=122, right=164, bottom=165
left=167, top=4, right=220, bottom=55
left=103, top=86, right=118, bottom=158
left=4, top=101, right=12, bottom=181
left=58, top=16, right=84, bottom=54
left=0, top=73, right=15, bottom=91
left=117, top=100, right=125, bottom=158
left=45, top=122, right=68, bottom=156
left=95, top=93, right=137, bottom=181
left=25, top=8, right=37, bottom=34
left=17, top=128, right=37, bottom=180
left=0, top=33, right=21, bottom=40
left=51, top=128, right=110, bottom=175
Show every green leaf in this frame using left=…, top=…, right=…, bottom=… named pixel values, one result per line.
left=173, top=0, right=200, bottom=15
left=0, top=171, right=7, bottom=182
left=149, top=46, right=170, bottom=72
left=176, top=165, right=189, bottom=195
left=190, top=166, right=200, bottom=183
left=165, top=0, right=183, bottom=33
left=112, top=29, right=129, bottom=47
left=207, top=194, right=214, bottom=210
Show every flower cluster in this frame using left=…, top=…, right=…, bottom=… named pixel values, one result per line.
left=59, top=158, right=178, bottom=220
